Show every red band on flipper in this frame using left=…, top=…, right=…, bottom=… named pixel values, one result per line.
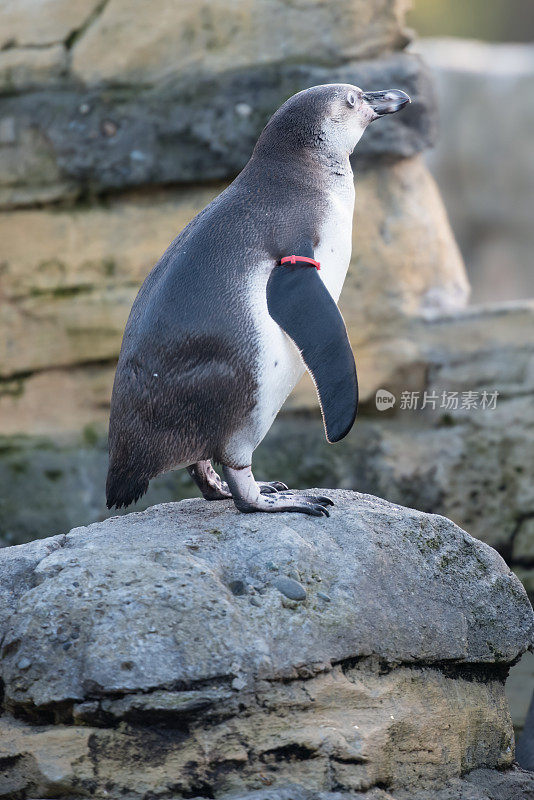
left=281, top=255, right=321, bottom=270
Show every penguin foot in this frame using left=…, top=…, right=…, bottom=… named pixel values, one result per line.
left=223, top=465, right=333, bottom=517
left=187, top=460, right=232, bottom=501
left=258, top=480, right=289, bottom=494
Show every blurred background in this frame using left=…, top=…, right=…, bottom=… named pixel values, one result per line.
left=410, top=0, right=534, bottom=303
left=0, top=0, right=533, bottom=734
left=411, top=0, right=534, bottom=42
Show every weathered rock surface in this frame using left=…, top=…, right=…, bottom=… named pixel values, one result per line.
left=1, top=0, right=103, bottom=49
left=0, top=53, right=435, bottom=207
left=507, top=651, right=534, bottom=741
left=0, top=491, right=532, bottom=798
left=341, top=156, right=467, bottom=337
left=0, top=185, right=216, bottom=380
left=160, top=770, right=534, bottom=800
left=0, top=1, right=433, bottom=206
left=0, top=0, right=410, bottom=89
left=0, top=430, right=195, bottom=548
left=0, top=44, right=67, bottom=93
left=2, top=492, right=530, bottom=702
left=71, top=0, right=410, bottom=86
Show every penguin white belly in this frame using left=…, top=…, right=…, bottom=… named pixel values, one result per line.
left=315, top=182, right=355, bottom=302
left=222, top=266, right=305, bottom=464
left=224, top=185, right=355, bottom=464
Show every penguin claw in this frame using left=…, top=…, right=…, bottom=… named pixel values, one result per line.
left=270, top=501, right=330, bottom=517
left=277, top=492, right=334, bottom=508
left=231, top=494, right=331, bottom=517
left=306, top=504, right=331, bottom=517
left=271, top=480, right=289, bottom=491
left=187, top=462, right=232, bottom=500
left=258, top=480, right=289, bottom=494
left=199, top=480, right=232, bottom=501
left=302, top=494, right=334, bottom=507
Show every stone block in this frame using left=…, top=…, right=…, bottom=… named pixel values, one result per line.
left=0, top=54, right=435, bottom=204
left=70, top=0, right=411, bottom=86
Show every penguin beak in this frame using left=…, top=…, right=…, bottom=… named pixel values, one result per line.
left=363, top=89, right=411, bottom=117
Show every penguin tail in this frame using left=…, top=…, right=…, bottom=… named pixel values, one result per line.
left=105, top=465, right=149, bottom=510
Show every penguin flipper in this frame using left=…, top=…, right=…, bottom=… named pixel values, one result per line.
left=266, top=261, right=358, bottom=443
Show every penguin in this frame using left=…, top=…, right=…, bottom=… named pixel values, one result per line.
left=106, top=83, right=410, bottom=517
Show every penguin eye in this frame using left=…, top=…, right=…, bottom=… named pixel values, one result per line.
left=346, top=91, right=357, bottom=108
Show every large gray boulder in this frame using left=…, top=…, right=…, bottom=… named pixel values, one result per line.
left=0, top=491, right=532, bottom=798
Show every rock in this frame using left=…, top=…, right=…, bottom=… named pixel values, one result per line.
left=5, top=490, right=530, bottom=706
left=0, top=185, right=216, bottom=378
left=0, top=365, right=115, bottom=437
left=0, top=53, right=435, bottom=205
left=0, top=156, right=465, bottom=385
left=175, top=770, right=534, bottom=800
left=70, top=0, right=410, bottom=86
left=357, top=303, right=534, bottom=556
left=229, top=579, right=247, bottom=596
left=514, top=568, right=534, bottom=599
left=0, top=491, right=531, bottom=798
left=399, top=768, right=534, bottom=800
left=274, top=576, right=307, bottom=601
left=0, top=533, right=66, bottom=631
left=0, top=0, right=103, bottom=49
left=413, top=38, right=534, bottom=304
left=0, top=116, right=75, bottom=210
left=0, top=44, right=66, bottom=93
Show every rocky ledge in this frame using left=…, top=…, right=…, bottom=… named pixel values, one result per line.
left=0, top=490, right=533, bottom=799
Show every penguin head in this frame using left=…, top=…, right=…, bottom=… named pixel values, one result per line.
left=317, top=83, right=412, bottom=155
left=254, top=83, right=411, bottom=161
left=323, top=83, right=410, bottom=155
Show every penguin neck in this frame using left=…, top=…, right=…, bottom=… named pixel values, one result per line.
left=308, top=146, right=353, bottom=180
left=251, top=143, right=353, bottom=188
